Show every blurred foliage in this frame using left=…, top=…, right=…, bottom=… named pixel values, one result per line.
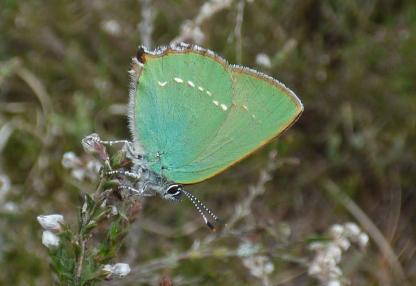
left=0, top=0, right=415, bottom=285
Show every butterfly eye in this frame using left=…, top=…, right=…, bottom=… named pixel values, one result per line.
left=164, top=184, right=183, bottom=200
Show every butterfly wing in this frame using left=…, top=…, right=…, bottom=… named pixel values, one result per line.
left=129, top=44, right=302, bottom=184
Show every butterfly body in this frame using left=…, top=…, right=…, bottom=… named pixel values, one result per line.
left=123, top=148, right=182, bottom=201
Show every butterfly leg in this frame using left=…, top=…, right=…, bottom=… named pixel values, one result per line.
left=100, top=139, right=132, bottom=146
left=82, top=134, right=138, bottom=160
left=100, top=139, right=142, bottom=162
left=106, top=170, right=142, bottom=180
left=118, top=185, right=153, bottom=197
left=83, top=133, right=132, bottom=150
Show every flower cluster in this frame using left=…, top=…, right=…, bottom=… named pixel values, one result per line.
left=61, top=151, right=101, bottom=182
left=37, top=133, right=138, bottom=284
left=308, top=222, right=369, bottom=286
left=238, top=241, right=274, bottom=280
left=242, top=255, right=274, bottom=279
left=37, top=214, right=64, bottom=249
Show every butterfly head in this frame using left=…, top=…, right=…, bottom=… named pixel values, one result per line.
left=162, top=183, right=184, bottom=202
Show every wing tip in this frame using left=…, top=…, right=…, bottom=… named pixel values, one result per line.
left=230, top=64, right=303, bottom=114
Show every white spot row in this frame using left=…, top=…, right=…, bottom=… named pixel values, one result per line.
left=170, top=76, right=214, bottom=97
left=210, top=100, right=228, bottom=112
left=159, top=76, right=231, bottom=112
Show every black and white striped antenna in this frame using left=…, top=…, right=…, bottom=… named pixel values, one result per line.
left=181, top=189, right=222, bottom=231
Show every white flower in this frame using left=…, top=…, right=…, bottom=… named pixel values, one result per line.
left=358, top=233, right=369, bottom=248
left=103, top=264, right=112, bottom=272
left=237, top=241, right=260, bottom=257
left=329, top=224, right=344, bottom=238
left=112, top=263, right=131, bottom=277
left=62, top=149, right=101, bottom=181
left=101, top=19, right=121, bottom=36
left=37, top=214, right=64, bottom=231
left=344, top=223, right=361, bottom=237
left=308, top=263, right=322, bottom=275
left=86, top=160, right=101, bottom=174
left=3, top=202, right=18, bottom=213
left=62, top=152, right=81, bottom=169
left=103, top=263, right=131, bottom=278
left=308, top=222, right=370, bottom=285
left=242, top=255, right=274, bottom=278
left=327, top=279, right=342, bottom=286
left=327, top=245, right=342, bottom=263
left=42, top=230, right=60, bottom=248
left=335, top=237, right=351, bottom=251
left=71, top=168, right=86, bottom=181
left=255, top=53, right=272, bottom=68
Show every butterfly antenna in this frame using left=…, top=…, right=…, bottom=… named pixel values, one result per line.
left=181, top=189, right=221, bottom=231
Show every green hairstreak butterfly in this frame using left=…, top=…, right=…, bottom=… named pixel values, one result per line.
left=106, top=43, right=303, bottom=229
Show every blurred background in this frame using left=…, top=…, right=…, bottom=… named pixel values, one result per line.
left=0, top=0, right=415, bottom=285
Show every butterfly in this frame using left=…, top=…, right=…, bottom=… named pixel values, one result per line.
left=104, top=43, right=303, bottom=230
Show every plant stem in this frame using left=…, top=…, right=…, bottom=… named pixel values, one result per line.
left=76, top=237, right=86, bottom=285
left=75, top=197, right=89, bottom=286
